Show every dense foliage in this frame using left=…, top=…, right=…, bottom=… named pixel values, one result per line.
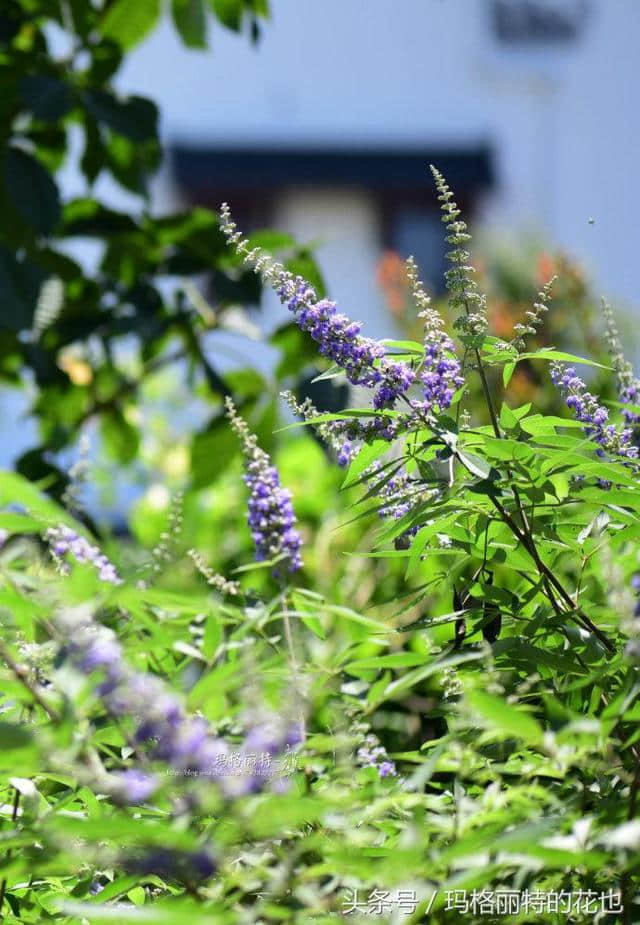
left=1, top=163, right=640, bottom=925
left=0, top=0, right=326, bottom=499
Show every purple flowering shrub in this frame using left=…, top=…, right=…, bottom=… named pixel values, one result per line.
left=1, top=170, right=640, bottom=922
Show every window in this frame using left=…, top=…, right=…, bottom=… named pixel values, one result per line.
left=492, top=0, right=588, bottom=43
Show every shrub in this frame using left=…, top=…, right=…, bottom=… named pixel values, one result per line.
left=1, top=170, right=639, bottom=924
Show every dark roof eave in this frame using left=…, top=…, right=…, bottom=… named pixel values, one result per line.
left=171, top=144, right=494, bottom=194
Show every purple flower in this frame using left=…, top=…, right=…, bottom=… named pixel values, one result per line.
left=46, top=524, right=122, bottom=584
left=337, top=441, right=353, bottom=467
left=112, top=769, right=158, bottom=805
left=278, top=284, right=418, bottom=413
left=620, top=383, right=640, bottom=425
left=378, top=761, right=396, bottom=778
left=226, top=399, right=303, bottom=573
left=356, top=734, right=397, bottom=778
left=415, top=292, right=465, bottom=417
left=631, top=574, right=640, bottom=619
left=220, top=205, right=422, bottom=432
left=277, top=277, right=461, bottom=424
left=626, top=639, right=640, bottom=661
left=57, top=606, right=303, bottom=806
left=364, top=462, right=439, bottom=545
left=126, top=847, right=216, bottom=881
left=551, top=364, right=638, bottom=462
left=223, top=209, right=467, bottom=466
left=225, top=714, right=302, bottom=796
left=77, top=636, right=122, bottom=675
left=604, top=303, right=640, bottom=426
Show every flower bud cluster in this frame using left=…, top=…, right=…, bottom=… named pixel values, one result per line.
left=430, top=165, right=487, bottom=336
left=603, top=301, right=640, bottom=426
left=512, top=277, right=555, bottom=350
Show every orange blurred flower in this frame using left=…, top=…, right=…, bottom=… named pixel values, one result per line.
left=377, top=251, right=410, bottom=319
left=510, top=368, right=537, bottom=403
left=537, top=253, right=556, bottom=286
left=488, top=299, right=515, bottom=338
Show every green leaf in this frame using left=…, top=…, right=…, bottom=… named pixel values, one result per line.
left=379, top=338, right=425, bottom=356
left=503, top=360, right=516, bottom=387
left=84, top=91, right=158, bottom=143
left=466, top=690, right=543, bottom=744
left=62, top=198, right=138, bottom=236
left=89, top=876, right=142, bottom=904
left=210, top=0, right=243, bottom=30
left=20, top=75, right=74, bottom=121
left=191, top=415, right=239, bottom=488
left=456, top=450, right=494, bottom=480
left=0, top=470, right=69, bottom=523
left=0, top=722, right=33, bottom=750
left=101, top=0, right=162, bottom=48
left=345, top=653, right=427, bottom=671
left=0, top=246, right=45, bottom=331
left=202, top=615, right=222, bottom=659
left=3, top=147, right=61, bottom=236
left=517, top=348, right=611, bottom=370
left=101, top=410, right=140, bottom=464
left=172, top=0, right=208, bottom=47
left=499, top=403, right=518, bottom=430
left=0, top=511, right=44, bottom=533
left=382, top=651, right=484, bottom=700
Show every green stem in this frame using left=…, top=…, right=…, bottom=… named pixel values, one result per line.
left=281, top=593, right=306, bottom=742
left=0, top=642, right=60, bottom=722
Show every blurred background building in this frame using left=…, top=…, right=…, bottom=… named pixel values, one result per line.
left=120, top=0, right=638, bottom=337
left=3, top=0, right=639, bottom=475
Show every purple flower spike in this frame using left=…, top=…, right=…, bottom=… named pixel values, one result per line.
left=604, top=302, right=640, bottom=427
left=46, top=524, right=122, bottom=584
left=551, top=363, right=638, bottom=462
left=220, top=205, right=422, bottom=436
left=226, top=399, right=303, bottom=573
left=56, top=606, right=304, bottom=810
